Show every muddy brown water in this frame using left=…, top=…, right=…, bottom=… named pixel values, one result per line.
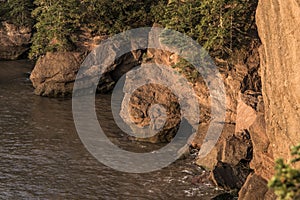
left=0, top=60, right=223, bottom=199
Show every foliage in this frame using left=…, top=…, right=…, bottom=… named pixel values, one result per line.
left=0, top=0, right=34, bottom=26
left=150, top=0, right=168, bottom=23
left=160, top=0, right=258, bottom=56
left=268, top=144, right=300, bottom=200
left=29, top=0, right=81, bottom=59
left=171, top=59, right=200, bottom=83
left=8, top=0, right=34, bottom=26
left=0, top=1, right=10, bottom=22
left=1, top=0, right=256, bottom=60
left=80, top=0, right=164, bottom=35
left=29, top=0, right=163, bottom=59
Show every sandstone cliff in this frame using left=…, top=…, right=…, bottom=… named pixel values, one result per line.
left=257, top=0, right=300, bottom=167
left=26, top=1, right=300, bottom=198
left=239, top=0, right=300, bottom=199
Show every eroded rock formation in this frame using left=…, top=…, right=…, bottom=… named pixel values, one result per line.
left=27, top=1, right=300, bottom=196
left=0, top=22, right=31, bottom=60
left=239, top=0, right=300, bottom=199
left=30, top=52, right=86, bottom=97
left=256, top=0, right=300, bottom=167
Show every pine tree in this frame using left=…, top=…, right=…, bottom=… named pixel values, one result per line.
left=0, top=1, right=9, bottom=22
left=0, top=0, right=34, bottom=26
left=269, top=144, right=300, bottom=199
left=81, top=0, right=162, bottom=35
left=29, top=0, right=81, bottom=59
left=7, top=0, right=34, bottom=26
left=160, top=0, right=257, bottom=56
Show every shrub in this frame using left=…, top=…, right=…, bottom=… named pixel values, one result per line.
left=268, top=144, right=300, bottom=200
left=80, top=0, right=164, bottom=35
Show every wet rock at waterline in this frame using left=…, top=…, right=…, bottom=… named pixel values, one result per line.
left=30, top=49, right=143, bottom=97
left=0, top=22, right=31, bottom=60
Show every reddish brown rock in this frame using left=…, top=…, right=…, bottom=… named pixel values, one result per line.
left=235, top=95, right=257, bottom=133
left=248, top=114, right=274, bottom=180
left=256, top=0, right=300, bottom=166
left=239, top=173, right=276, bottom=200
left=238, top=0, right=300, bottom=199
left=30, top=52, right=86, bottom=97
left=0, top=22, right=31, bottom=60
left=126, top=83, right=181, bottom=143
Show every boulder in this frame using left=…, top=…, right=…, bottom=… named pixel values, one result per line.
left=221, top=130, right=253, bottom=166
left=30, top=52, right=86, bottom=97
left=123, top=83, right=181, bottom=143
left=30, top=48, right=143, bottom=97
left=0, top=22, right=31, bottom=60
left=204, top=130, right=253, bottom=190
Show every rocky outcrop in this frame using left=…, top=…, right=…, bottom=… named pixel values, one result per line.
left=194, top=0, right=300, bottom=196
left=30, top=49, right=144, bottom=97
left=256, top=0, right=300, bottom=166
left=30, top=52, right=86, bottom=97
left=123, top=83, right=181, bottom=143
left=193, top=41, right=263, bottom=192
left=28, top=5, right=300, bottom=196
left=0, top=22, right=31, bottom=60
left=238, top=0, right=300, bottom=199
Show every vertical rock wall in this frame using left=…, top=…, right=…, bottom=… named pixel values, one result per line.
left=256, top=0, right=300, bottom=166
left=239, top=1, right=300, bottom=199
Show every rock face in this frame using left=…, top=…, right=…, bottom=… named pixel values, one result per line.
left=239, top=0, right=300, bottom=199
left=239, top=173, right=277, bottom=200
left=0, top=22, right=31, bottom=60
left=30, top=49, right=143, bottom=97
left=256, top=0, right=300, bottom=166
left=194, top=41, right=263, bottom=191
left=30, top=52, right=86, bottom=97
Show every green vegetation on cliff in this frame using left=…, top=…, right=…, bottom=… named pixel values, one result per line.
left=81, top=0, right=165, bottom=35
left=29, top=0, right=81, bottom=59
left=269, top=144, right=300, bottom=200
left=0, top=0, right=34, bottom=26
left=1, top=0, right=257, bottom=59
left=160, top=0, right=257, bottom=56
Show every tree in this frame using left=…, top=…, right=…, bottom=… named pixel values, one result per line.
left=0, top=0, right=34, bottom=26
left=80, top=0, right=162, bottom=35
left=160, top=0, right=258, bottom=57
left=7, top=0, right=34, bottom=26
left=0, top=1, right=10, bottom=22
left=29, top=0, right=81, bottom=59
